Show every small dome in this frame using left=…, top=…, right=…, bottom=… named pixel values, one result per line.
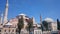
left=19, top=13, right=26, bottom=16
left=44, top=18, right=54, bottom=22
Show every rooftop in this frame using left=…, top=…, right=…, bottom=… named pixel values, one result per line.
left=44, top=18, right=54, bottom=22
left=19, top=13, right=26, bottom=16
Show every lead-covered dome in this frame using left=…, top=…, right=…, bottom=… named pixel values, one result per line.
left=44, top=18, right=54, bottom=22
left=19, top=13, right=26, bottom=16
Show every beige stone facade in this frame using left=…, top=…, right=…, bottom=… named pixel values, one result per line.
left=34, top=29, right=42, bottom=34
left=51, top=22, right=57, bottom=31
left=9, top=18, right=18, bottom=26
left=3, top=27, right=16, bottom=34
left=43, top=31, right=51, bottom=34
left=0, top=23, right=16, bottom=34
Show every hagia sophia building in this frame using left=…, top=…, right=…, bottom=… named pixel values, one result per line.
left=0, top=0, right=58, bottom=34
left=0, top=0, right=35, bottom=34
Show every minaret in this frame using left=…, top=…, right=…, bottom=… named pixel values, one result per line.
left=1, top=14, right=3, bottom=24
left=0, top=17, right=1, bottom=23
left=3, top=0, right=8, bottom=24
left=32, top=17, right=36, bottom=24
left=40, top=15, right=42, bottom=24
left=0, top=14, right=3, bottom=24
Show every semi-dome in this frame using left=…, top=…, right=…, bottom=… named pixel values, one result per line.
left=5, top=22, right=12, bottom=25
left=44, top=18, right=54, bottom=22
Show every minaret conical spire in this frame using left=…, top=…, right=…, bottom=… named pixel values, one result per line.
left=3, top=0, right=9, bottom=24
left=6, top=0, right=8, bottom=6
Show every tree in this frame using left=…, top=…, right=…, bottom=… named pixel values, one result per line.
left=42, top=21, right=48, bottom=31
left=17, top=16, right=24, bottom=34
left=27, top=18, right=33, bottom=34
left=57, top=19, right=60, bottom=30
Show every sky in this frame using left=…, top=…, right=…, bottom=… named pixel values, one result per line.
left=0, top=0, right=60, bottom=23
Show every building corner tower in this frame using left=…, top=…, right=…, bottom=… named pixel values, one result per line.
left=3, top=0, right=9, bottom=25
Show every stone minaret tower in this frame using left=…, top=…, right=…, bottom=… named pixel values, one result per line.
left=3, top=0, right=8, bottom=24
left=32, top=17, right=36, bottom=24
left=40, top=15, right=42, bottom=24
left=0, top=17, right=1, bottom=24
left=0, top=14, right=3, bottom=24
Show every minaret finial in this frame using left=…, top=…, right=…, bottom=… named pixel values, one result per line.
left=6, top=0, right=8, bottom=7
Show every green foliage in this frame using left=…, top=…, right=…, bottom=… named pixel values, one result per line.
left=17, top=16, right=24, bottom=34
left=42, top=21, right=48, bottom=31
left=57, top=19, right=60, bottom=30
left=27, top=18, right=33, bottom=32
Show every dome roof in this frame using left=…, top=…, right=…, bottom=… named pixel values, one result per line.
left=19, top=13, right=26, bottom=16
left=44, top=18, right=54, bottom=22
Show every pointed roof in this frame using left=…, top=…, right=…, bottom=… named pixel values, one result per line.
left=6, top=0, right=8, bottom=6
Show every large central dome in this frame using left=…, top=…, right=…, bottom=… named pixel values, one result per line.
left=44, top=18, right=54, bottom=22
left=19, top=13, right=26, bottom=16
